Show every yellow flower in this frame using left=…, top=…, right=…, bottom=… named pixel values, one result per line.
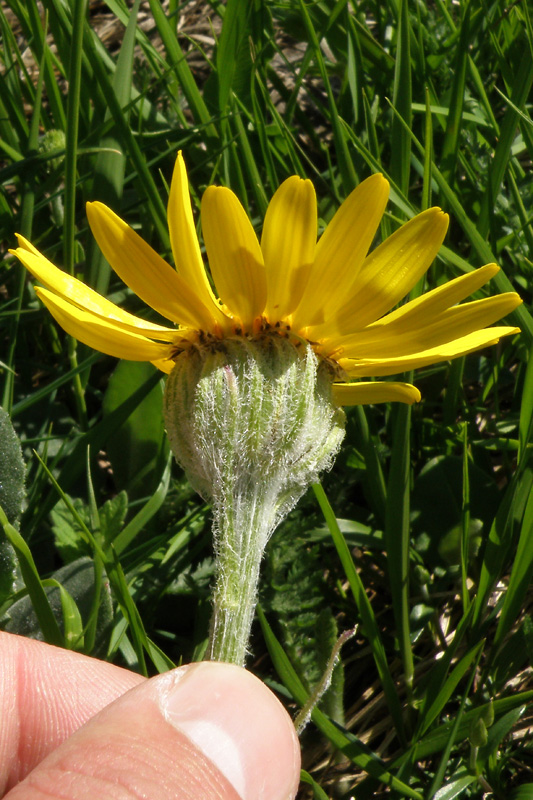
left=11, top=152, right=521, bottom=406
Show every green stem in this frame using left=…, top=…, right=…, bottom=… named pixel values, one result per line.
left=207, top=374, right=268, bottom=665
left=207, top=486, right=269, bottom=665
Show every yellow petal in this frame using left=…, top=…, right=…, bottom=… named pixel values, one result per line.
left=332, top=381, right=421, bottom=406
left=261, top=176, right=316, bottom=320
left=311, top=208, right=449, bottom=338
left=330, top=293, right=522, bottom=359
left=201, top=186, right=267, bottom=327
left=13, top=234, right=42, bottom=257
left=151, top=358, right=174, bottom=374
left=167, top=153, right=228, bottom=328
left=292, top=173, right=390, bottom=330
left=340, top=326, right=520, bottom=377
left=11, top=239, right=176, bottom=336
left=86, top=202, right=215, bottom=330
left=35, top=287, right=174, bottom=363
left=365, top=263, right=500, bottom=328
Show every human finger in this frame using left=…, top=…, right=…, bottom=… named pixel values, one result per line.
left=5, top=661, right=301, bottom=800
left=0, top=631, right=145, bottom=793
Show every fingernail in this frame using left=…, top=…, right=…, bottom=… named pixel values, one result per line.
left=158, top=662, right=300, bottom=800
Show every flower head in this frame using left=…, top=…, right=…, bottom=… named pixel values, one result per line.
left=12, top=152, right=521, bottom=407
left=11, top=154, right=523, bottom=666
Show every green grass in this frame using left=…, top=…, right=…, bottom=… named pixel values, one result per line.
left=1, top=0, right=533, bottom=797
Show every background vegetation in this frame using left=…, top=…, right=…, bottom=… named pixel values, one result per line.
left=1, top=0, right=532, bottom=797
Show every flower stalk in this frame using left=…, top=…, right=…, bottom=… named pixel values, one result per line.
left=163, top=335, right=345, bottom=665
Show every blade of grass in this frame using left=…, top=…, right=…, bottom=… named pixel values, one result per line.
left=351, top=12, right=395, bottom=75
left=2, top=41, right=46, bottom=413
left=362, top=91, right=382, bottom=175
left=24, top=1, right=66, bottom=129
left=107, top=550, right=175, bottom=673
left=60, top=0, right=88, bottom=428
left=507, top=165, right=533, bottom=259
left=42, top=0, right=107, bottom=122
left=351, top=405, right=387, bottom=526
left=249, top=71, right=278, bottom=188
left=257, top=605, right=422, bottom=799
left=426, top=646, right=483, bottom=798
left=230, top=108, right=269, bottom=215
left=215, top=0, right=252, bottom=116
left=87, top=0, right=141, bottom=294
left=431, top=772, right=477, bottom=799
left=254, top=69, right=309, bottom=176
left=378, top=102, right=533, bottom=342
left=439, top=2, right=471, bottom=187
left=82, top=29, right=169, bottom=244
left=477, top=39, right=533, bottom=240
left=63, top=0, right=87, bottom=275
left=103, top=0, right=188, bottom=126
left=0, top=24, right=30, bottom=144
left=518, top=314, right=533, bottom=465
left=390, top=0, right=411, bottom=197
left=346, top=9, right=364, bottom=125
left=473, top=451, right=533, bottom=629
left=299, top=771, right=329, bottom=800
left=419, top=640, right=484, bottom=738
left=0, top=7, right=30, bottom=144
left=113, top=453, right=172, bottom=554
left=460, top=423, right=471, bottom=614
left=147, top=0, right=218, bottom=144
left=384, top=403, right=414, bottom=706
left=492, top=474, right=533, bottom=652
left=0, top=506, right=64, bottom=647
left=414, top=603, right=475, bottom=737
left=442, top=358, right=465, bottom=428
left=422, top=85, right=433, bottom=210
left=298, top=0, right=358, bottom=193
left=313, top=482, right=406, bottom=744
left=83, top=556, right=103, bottom=655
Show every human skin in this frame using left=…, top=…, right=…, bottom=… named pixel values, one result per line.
left=0, top=632, right=301, bottom=800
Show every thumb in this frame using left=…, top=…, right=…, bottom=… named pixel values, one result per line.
left=6, top=662, right=301, bottom=800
